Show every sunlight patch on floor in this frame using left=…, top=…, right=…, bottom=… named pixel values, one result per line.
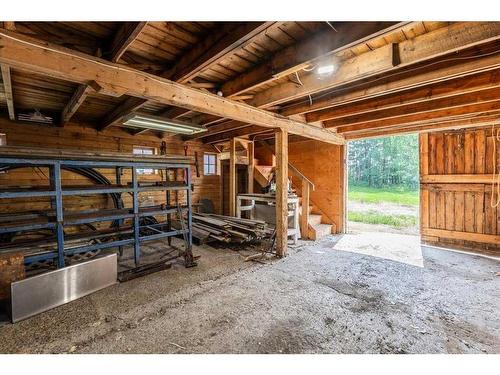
left=331, top=232, right=424, bottom=267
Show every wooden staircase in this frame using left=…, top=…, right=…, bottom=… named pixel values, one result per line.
left=253, top=154, right=334, bottom=241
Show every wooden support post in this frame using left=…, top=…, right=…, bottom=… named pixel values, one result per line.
left=229, top=138, right=236, bottom=216
left=301, top=178, right=310, bottom=240
left=275, top=129, right=288, bottom=257
left=247, top=141, right=254, bottom=194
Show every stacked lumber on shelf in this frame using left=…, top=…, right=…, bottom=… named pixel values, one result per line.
left=191, top=213, right=270, bottom=245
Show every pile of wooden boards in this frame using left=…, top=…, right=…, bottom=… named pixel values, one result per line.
left=191, top=213, right=270, bottom=245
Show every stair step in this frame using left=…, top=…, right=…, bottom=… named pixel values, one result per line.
left=308, top=214, right=322, bottom=225
left=310, top=223, right=332, bottom=240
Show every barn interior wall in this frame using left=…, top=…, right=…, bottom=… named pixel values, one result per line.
left=0, top=118, right=221, bottom=224
left=420, top=125, right=500, bottom=254
left=288, top=140, right=345, bottom=233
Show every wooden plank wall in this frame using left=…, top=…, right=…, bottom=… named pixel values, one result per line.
left=288, top=140, right=345, bottom=233
left=420, top=125, right=500, bottom=254
left=0, top=118, right=221, bottom=232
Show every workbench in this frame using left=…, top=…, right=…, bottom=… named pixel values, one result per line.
left=236, top=193, right=300, bottom=243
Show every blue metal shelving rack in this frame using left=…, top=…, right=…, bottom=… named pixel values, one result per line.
left=0, top=147, right=194, bottom=268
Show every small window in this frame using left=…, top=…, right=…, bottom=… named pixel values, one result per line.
left=204, top=153, right=217, bottom=175
left=0, top=133, right=6, bottom=146
left=133, top=146, right=156, bottom=175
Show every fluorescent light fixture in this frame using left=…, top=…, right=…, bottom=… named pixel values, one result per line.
left=123, top=113, right=207, bottom=135
left=317, top=64, right=335, bottom=75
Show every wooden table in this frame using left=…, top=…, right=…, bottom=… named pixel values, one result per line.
left=236, top=193, right=300, bottom=243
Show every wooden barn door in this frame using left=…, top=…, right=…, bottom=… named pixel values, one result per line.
left=419, top=126, right=500, bottom=254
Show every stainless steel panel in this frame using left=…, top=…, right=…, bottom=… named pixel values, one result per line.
left=11, top=253, right=117, bottom=322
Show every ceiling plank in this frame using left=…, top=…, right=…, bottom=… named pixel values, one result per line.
left=0, top=64, right=15, bottom=120
left=203, top=125, right=269, bottom=144
left=344, top=114, right=500, bottom=140
left=249, top=22, right=500, bottom=108
left=2, top=22, right=16, bottom=31
left=60, top=83, right=98, bottom=126
left=335, top=100, right=500, bottom=134
left=324, top=87, right=500, bottom=128
left=162, top=22, right=275, bottom=83
left=305, top=69, right=500, bottom=122
left=189, top=120, right=249, bottom=140
left=107, top=22, right=147, bottom=63
left=0, top=30, right=344, bottom=145
left=220, top=22, right=405, bottom=98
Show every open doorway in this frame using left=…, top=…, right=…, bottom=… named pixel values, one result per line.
left=333, top=134, right=422, bottom=266
left=347, top=133, right=420, bottom=235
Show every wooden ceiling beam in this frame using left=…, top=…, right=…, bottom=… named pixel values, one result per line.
left=220, top=22, right=405, bottom=98
left=162, top=22, right=274, bottom=83
left=203, top=125, right=269, bottom=144
left=0, top=30, right=344, bottom=144
left=249, top=22, right=500, bottom=109
left=306, top=69, right=500, bottom=122
left=324, top=86, right=500, bottom=129
left=99, top=96, right=149, bottom=130
left=335, top=100, right=500, bottom=134
left=0, top=64, right=15, bottom=120
left=2, top=22, right=16, bottom=31
left=189, top=120, right=249, bottom=140
left=344, top=113, right=500, bottom=140
left=106, top=22, right=147, bottom=63
left=281, top=52, right=500, bottom=117
left=60, top=82, right=101, bottom=126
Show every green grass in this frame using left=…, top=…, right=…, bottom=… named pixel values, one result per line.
left=348, top=210, right=417, bottom=228
left=348, top=185, right=419, bottom=206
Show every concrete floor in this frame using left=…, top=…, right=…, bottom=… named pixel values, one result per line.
left=0, top=235, right=499, bottom=354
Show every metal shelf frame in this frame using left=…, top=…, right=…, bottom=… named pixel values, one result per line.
left=0, top=154, right=193, bottom=268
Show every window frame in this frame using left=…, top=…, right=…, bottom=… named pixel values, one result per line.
left=203, top=153, right=217, bottom=176
left=132, top=146, right=157, bottom=175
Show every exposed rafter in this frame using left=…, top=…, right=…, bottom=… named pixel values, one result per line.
left=60, top=82, right=101, bottom=126
left=305, top=70, right=500, bottom=123
left=249, top=22, right=500, bottom=109
left=281, top=52, right=500, bottom=117
left=99, top=96, right=148, bottom=131
left=0, top=29, right=344, bottom=145
left=162, top=22, right=274, bottom=83
left=0, top=64, right=15, bottom=120
left=107, top=22, right=147, bottom=63
left=220, top=22, right=405, bottom=98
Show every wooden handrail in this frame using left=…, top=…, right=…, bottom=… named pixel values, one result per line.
left=258, top=141, right=315, bottom=191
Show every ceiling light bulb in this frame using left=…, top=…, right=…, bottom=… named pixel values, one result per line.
left=317, top=64, right=335, bottom=75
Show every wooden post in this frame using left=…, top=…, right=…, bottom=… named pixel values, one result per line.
left=275, top=129, right=288, bottom=257
left=247, top=141, right=254, bottom=194
left=229, top=138, right=236, bottom=216
left=301, top=179, right=310, bottom=239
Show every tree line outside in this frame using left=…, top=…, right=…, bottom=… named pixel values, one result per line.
left=347, top=134, right=420, bottom=231
left=348, top=134, right=419, bottom=191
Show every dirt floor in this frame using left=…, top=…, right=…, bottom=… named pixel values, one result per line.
left=0, top=235, right=499, bottom=354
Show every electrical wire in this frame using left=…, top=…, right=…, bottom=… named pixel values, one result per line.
left=280, top=48, right=500, bottom=112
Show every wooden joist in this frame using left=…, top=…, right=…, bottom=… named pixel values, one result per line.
left=107, top=22, right=147, bottom=63
left=250, top=22, right=500, bottom=109
left=305, top=69, right=500, bottom=123
left=60, top=82, right=101, bottom=126
left=219, top=22, right=404, bottom=98
left=0, top=64, right=14, bottom=120
left=99, top=96, right=149, bottom=131
left=162, top=22, right=274, bottom=83
left=0, top=29, right=344, bottom=144
left=326, top=87, right=500, bottom=129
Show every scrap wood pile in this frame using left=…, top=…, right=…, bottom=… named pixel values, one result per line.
left=191, top=213, right=271, bottom=244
